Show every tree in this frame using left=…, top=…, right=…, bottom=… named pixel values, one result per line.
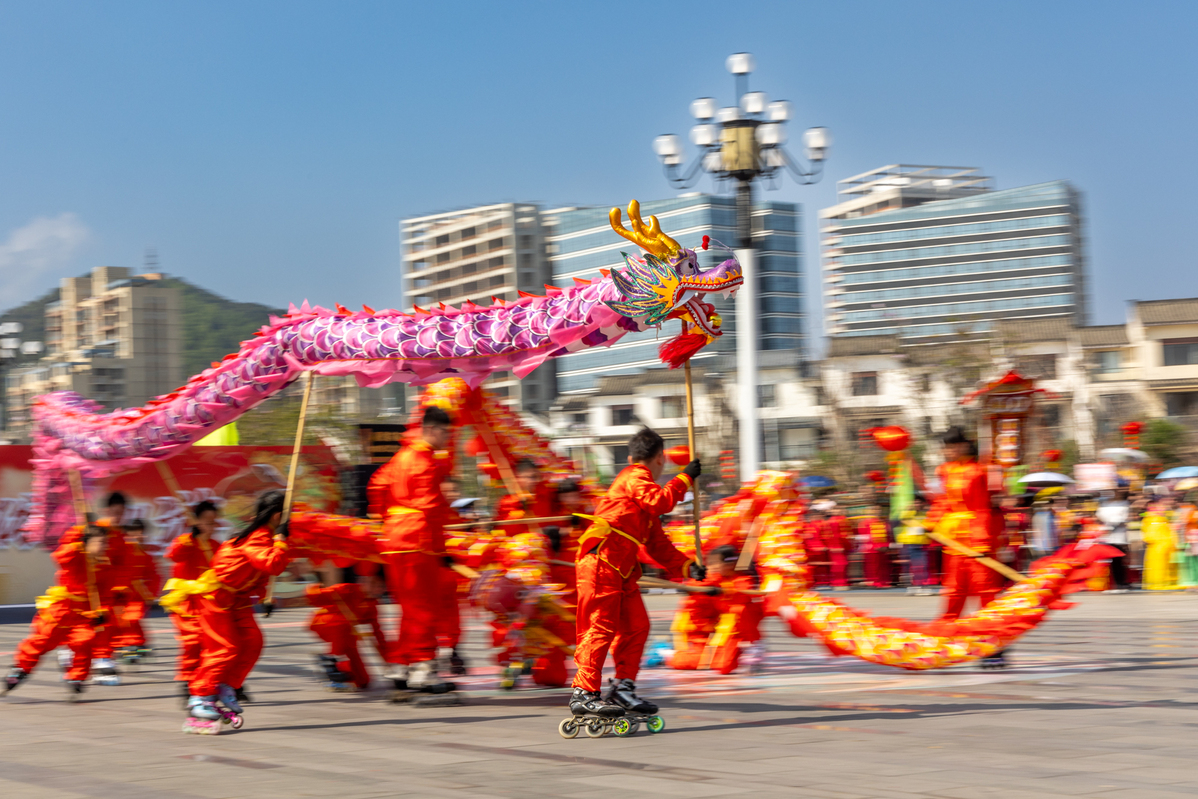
left=1140, top=418, right=1189, bottom=468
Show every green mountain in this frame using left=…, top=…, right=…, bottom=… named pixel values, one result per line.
left=0, top=276, right=284, bottom=382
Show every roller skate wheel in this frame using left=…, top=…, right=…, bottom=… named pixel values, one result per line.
left=612, top=717, right=636, bottom=737
left=557, top=718, right=579, bottom=739
left=584, top=718, right=606, bottom=738
left=229, top=714, right=244, bottom=730
left=646, top=715, right=665, bottom=734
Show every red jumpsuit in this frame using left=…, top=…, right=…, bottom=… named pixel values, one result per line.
left=164, top=530, right=218, bottom=683
left=191, top=528, right=291, bottom=697
left=307, top=583, right=386, bottom=689
left=16, top=535, right=116, bottom=682
left=858, top=517, right=891, bottom=588
left=670, top=573, right=763, bottom=674
left=495, top=482, right=554, bottom=536
left=821, top=515, right=852, bottom=588
left=110, top=541, right=161, bottom=649
left=927, top=459, right=1002, bottom=620
left=82, top=521, right=128, bottom=660
left=368, top=439, right=453, bottom=666
left=571, top=464, right=695, bottom=693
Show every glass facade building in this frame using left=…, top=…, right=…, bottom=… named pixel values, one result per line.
left=821, top=167, right=1088, bottom=339
left=547, top=194, right=804, bottom=393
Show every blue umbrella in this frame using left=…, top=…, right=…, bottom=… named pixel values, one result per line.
left=1156, top=466, right=1198, bottom=479
left=800, top=475, right=837, bottom=488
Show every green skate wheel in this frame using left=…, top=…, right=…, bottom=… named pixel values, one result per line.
left=558, top=718, right=579, bottom=739
left=612, top=717, right=638, bottom=737
left=646, top=715, right=665, bottom=734
left=584, top=718, right=606, bottom=738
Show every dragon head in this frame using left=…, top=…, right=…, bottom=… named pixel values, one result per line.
left=604, top=200, right=743, bottom=341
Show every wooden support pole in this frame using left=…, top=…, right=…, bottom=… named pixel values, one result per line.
left=683, top=337, right=702, bottom=561
left=266, top=370, right=316, bottom=605
left=443, top=514, right=573, bottom=532
left=928, top=531, right=1024, bottom=582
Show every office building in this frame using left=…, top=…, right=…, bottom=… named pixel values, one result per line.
left=4, top=266, right=182, bottom=436
left=547, top=193, right=805, bottom=394
left=400, top=203, right=555, bottom=414
left=821, top=165, right=1088, bottom=339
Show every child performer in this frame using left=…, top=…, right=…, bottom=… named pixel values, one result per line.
left=308, top=562, right=386, bottom=691
left=110, top=519, right=161, bottom=661
left=858, top=505, right=892, bottom=588
left=187, top=490, right=291, bottom=723
left=569, top=428, right=703, bottom=719
left=162, top=500, right=220, bottom=706
left=5, top=524, right=115, bottom=699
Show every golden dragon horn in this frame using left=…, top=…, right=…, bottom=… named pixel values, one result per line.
left=609, top=200, right=681, bottom=259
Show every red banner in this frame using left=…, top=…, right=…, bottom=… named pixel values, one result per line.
left=0, top=445, right=341, bottom=554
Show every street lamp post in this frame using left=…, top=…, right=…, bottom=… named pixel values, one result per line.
left=652, top=53, right=829, bottom=483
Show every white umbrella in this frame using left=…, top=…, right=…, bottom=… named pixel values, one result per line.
left=1018, top=472, right=1076, bottom=488
left=1098, top=447, right=1149, bottom=463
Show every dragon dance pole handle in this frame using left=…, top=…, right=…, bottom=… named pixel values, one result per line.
left=266, top=370, right=316, bottom=607
left=928, top=531, right=1024, bottom=582
left=683, top=322, right=702, bottom=562
left=66, top=469, right=90, bottom=526
left=444, top=515, right=573, bottom=531
left=735, top=517, right=764, bottom=572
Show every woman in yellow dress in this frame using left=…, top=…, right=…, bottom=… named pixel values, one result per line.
left=1141, top=498, right=1179, bottom=591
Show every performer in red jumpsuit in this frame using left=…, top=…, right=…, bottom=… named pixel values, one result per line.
left=5, top=524, right=116, bottom=699
left=164, top=500, right=220, bottom=706
left=545, top=478, right=590, bottom=606
left=188, top=490, right=291, bottom=722
left=110, top=519, right=161, bottom=657
left=368, top=405, right=457, bottom=695
left=858, top=506, right=892, bottom=588
left=821, top=507, right=852, bottom=590
left=569, top=428, right=702, bottom=719
left=927, top=427, right=1003, bottom=623
left=495, top=459, right=555, bottom=537
left=88, top=492, right=130, bottom=685
left=803, top=508, right=829, bottom=587
left=670, top=545, right=765, bottom=674
left=308, top=563, right=386, bottom=691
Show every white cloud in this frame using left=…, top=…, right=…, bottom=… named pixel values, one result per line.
left=0, top=214, right=91, bottom=309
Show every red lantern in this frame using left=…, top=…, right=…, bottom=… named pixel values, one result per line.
left=1042, top=449, right=1063, bottom=463
left=865, top=470, right=886, bottom=484
left=465, top=435, right=487, bottom=457
left=666, top=445, right=691, bottom=466
left=1122, top=421, right=1143, bottom=449
left=869, top=426, right=911, bottom=452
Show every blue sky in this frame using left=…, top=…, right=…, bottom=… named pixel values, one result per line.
left=1, top=0, right=1194, bottom=347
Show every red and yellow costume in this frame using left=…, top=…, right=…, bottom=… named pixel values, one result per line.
left=79, top=520, right=128, bottom=661
left=927, top=458, right=1002, bottom=619
left=190, top=527, right=290, bottom=696
left=307, top=581, right=386, bottom=689
left=858, top=516, right=891, bottom=588
left=368, top=439, right=453, bottom=666
left=670, top=572, right=763, bottom=674
left=17, top=531, right=116, bottom=682
left=571, top=464, right=695, bottom=693
left=163, top=529, right=218, bottom=683
left=494, top=482, right=554, bottom=537
left=109, top=538, right=161, bottom=650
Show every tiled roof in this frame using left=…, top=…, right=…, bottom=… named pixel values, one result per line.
left=826, top=334, right=901, bottom=357
left=1078, top=325, right=1129, bottom=347
left=1137, top=298, right=1198, bottom=325
left=995, top=317, right=1072, bottom=343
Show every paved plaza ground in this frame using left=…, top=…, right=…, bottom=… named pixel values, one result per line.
left=1, top=590, right=1195, bottom=799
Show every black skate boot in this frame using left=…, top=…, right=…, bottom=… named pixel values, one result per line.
left=569, top=687, right=624, bottom=718
left=980, top=650, right=1008, bottom=670
left=234, top=685, right=251, bottom=705
left=448, top=649, right=467, bottom=676
left=604, top=678, right=657, bottom=714
left=4, top=667, right=29, bottom=694
left=65, top=679, right=85, bottom=702
left=408, top=660, right=456, bottom=694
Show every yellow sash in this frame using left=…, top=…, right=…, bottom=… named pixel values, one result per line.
left=34, top=585, right=82, bottom=612
left=159, top=569, right=222, bottom=616
left=574, top=513, right=647, bottom=578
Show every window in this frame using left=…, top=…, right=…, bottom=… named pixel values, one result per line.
left=919, top=373, right=931, bottom=392
left=488, top=275, right=505, bottom=287
left=461, top=245, right=476, bottom=258
left=518, top=235, right=533, bottom=250
left=659, top=396, right=684, bottom=419
left=1166, top=392, right=1198, bottom=417
left=1163, top=338, right=1198, bottom=366
left=525, top=384, right=539, bottom=399
left=851, top=372, right=878, bottom=396
left=488, top=238, right=505, bottom=252
left=435, top=234, right=449, bottom=247
left=758, top=384, right=777, bottom=408
left=1041, top=405, right=1062, bottom=428
left=814, top=386, right=828, bottom=406
left=611, top=445, right=630, bottom=467
left=462, top=261, right=477, bottom=275
left=571, top=412, right=587, bottom=425
left=611, top=405, right=635, bottom=426
left=1016, top=355, right=1057, bottom=379
left=436, top=252, right=450, bottom=264
left=461, top=226, right=475, bottom=239
left=1093, top=350, right=1122, bottom=373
